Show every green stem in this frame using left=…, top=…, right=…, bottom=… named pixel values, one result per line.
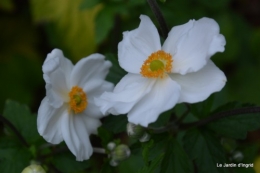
left=150, top=106, right=260, bottom=133
left=147, top=0, right=169, bottom=39
left=93, top=147, right=106, bottom=154
left=180, top=106, right=260, bottom=130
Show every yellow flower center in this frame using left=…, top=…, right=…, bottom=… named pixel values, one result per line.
left=140, top=50, right=173, bottom=78
left=69, top=86, right=87, bottom=114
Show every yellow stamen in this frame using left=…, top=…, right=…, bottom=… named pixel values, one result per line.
left=69, top=86, right=87, bottom=114
left=140, top=50, right=173, bottom=78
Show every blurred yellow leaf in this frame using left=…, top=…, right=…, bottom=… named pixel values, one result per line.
left=30, top=0, right=102, bottom=61
left=0, top=0, right=14, bottom=12
left=255, top=156, right=260, bottom=173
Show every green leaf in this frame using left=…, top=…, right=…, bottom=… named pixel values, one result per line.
left=98, top=126, right=113, bottom=147
left=100, top=159, right=115, bottom=173
left=141, top=140, right=154, bottom=165
left=149, top=109, right=172, bottom=128
left=2, top=100, right=40, bottom=144
left=0, top=137, right=31, bottom=173
left=159, top=0, right=167, bottom=3
left=198, top=0, right=230, bottom=10
left=80, top=0, right=100, bottom=10
left=184, top=129, right=228, bottom=173
left=117, top=153, right=145, bottom=173
left=138, top=153, right=164, bottom=173
left=207, top=102, right=260, bottom=139
left=52, top=152, right=90, bottom=173
left=95, top=6, right=115, bottom=44
left=190, top=95, right=215, bottom=119
left=102, top=115, right=128, bottom=134
left=160, top=138, right=193, bottom=173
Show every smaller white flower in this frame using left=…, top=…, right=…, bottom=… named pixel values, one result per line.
left=96, top=15, right=227, bottom=127
left=37, top=49, right=114, bottom=161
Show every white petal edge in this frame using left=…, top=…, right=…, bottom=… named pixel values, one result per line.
left=37, top=97, right=64, bottom=144
left=70, top=53, right=112, bottom=93
left=169, top=60, right=227, bottom=103
left=61, top=112, right=94, bottom=161
left=163, top=17, right=226, bottom=75
left=118, top=15, right=161, bottom=73
left=43, top=49, right=73, bottom=107
left=95, top=73, right=155, bottom=115
left=43, top=49, right=73, bottom=84
left=128, top=76, right=181, bottom=127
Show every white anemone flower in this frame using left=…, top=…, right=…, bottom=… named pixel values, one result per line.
left=37, top=49, right=113, bottom=161
left=96, top=15, right=227, bottom=127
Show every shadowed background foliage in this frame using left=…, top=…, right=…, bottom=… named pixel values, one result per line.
left=0, top=0, right=260, bottom=113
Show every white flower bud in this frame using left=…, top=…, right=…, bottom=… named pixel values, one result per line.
left=109, top=159, right=118, bottom=167
left=232, top=151, right=244, bottom=162
left=127, top=122, right=145, bottom=139
left=107, top=142, right=116, bottom=151
left=21, top=164, right=46, bottom=173
left=139, top=132, right=151, bottom=142
left=112, top=144, right=131, bottom=162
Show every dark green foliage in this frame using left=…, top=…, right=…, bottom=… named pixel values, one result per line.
left=52, top=153, right=90, bottom=173
left=0, top=137, right=31, bottom=173
left=102, top=115, right=128, bottom=134
left=80, top=0, right=100, bottom=10
left=3, top=100, right=40, bottom=144
left=160, top=138, right=193, bottom=173
left=184, top=130, right=229, bottom=173
left=207, top=102, right=260, bottom=139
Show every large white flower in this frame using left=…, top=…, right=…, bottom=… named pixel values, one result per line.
left=37, top=49, right=114, bottom=161
left=96, top=15, right=227, bottom=127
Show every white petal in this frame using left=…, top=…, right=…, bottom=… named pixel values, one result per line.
left=163, top=17, right=226, bottom=75
left=95, top=73, right=155, bottom=115
left=37, top=97, right=64, bottom=144
left=128, top=76, right=181, bottom=127
left=70, top=53, right=112, bottom=93
left=118, top=15, right=161, bottom=73
left=43, top=49, right=73, bottom=83
left=88, top=81, right=114, bottom=99
left=170, top=60, right=227, bottom=103
left=61, top=112, right=94, bottom=161
left=79, top=114, right=102, bottom=135
left=85, top=81, right=114, bottom=118
left=43, top=49, right=73, bottom=107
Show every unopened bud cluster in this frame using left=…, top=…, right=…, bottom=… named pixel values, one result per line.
left=127, top=122, right=150, bottom=142
left=107, top=142, right=131, bottom=166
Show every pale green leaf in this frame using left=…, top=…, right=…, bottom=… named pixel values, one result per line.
left=30, top=0, right=102, bottom=61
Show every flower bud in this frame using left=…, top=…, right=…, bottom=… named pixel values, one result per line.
left=109, top=159, right=118, bottom=167
left=21, top=164, right=46, bottom=173
left=111, top=144, right=131, bottom=162
left=139, top=132, right=151, bottom=142
left=232, top=151, right=244, bottom=162
left=127, top=122, right=145, bottom=139
left=107, top=142, right=116, bottom=151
